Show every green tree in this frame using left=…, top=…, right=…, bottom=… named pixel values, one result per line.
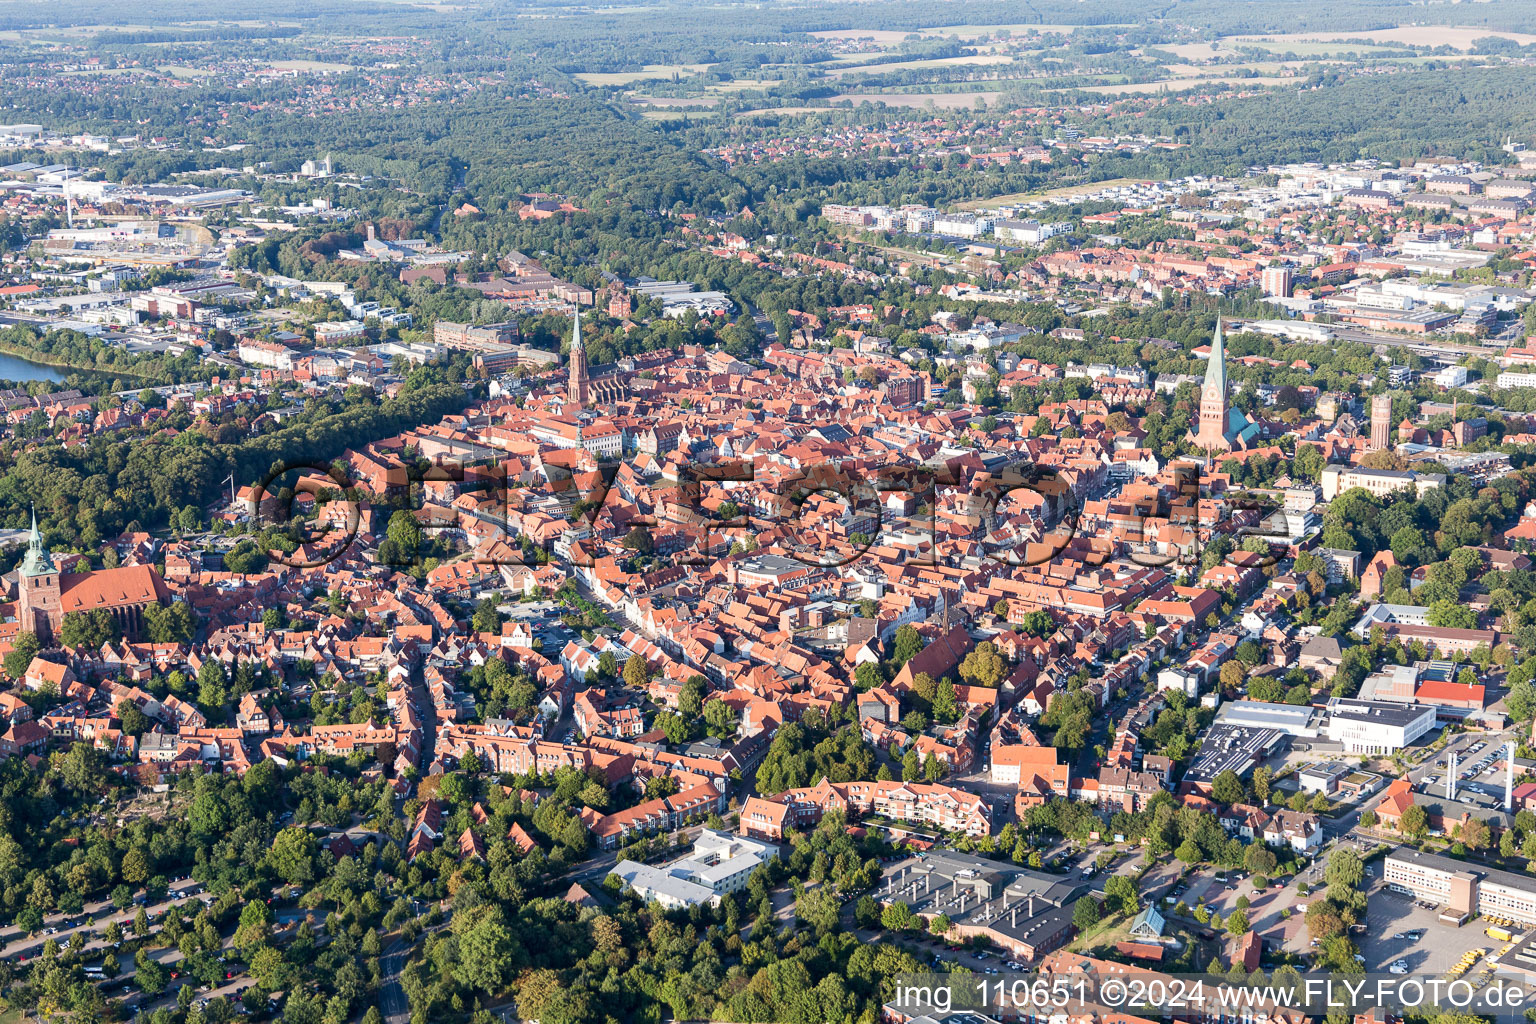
left=3, top=630, right=38, bottom=678
left=702, top=697, right=737, bottom=738
left=268, top=826, right=318, bottom=884
left=923, top=754, right=945, bottom=782
left=1244, top=845, right=1278, bottom=877
left=134, top=948, right=168, bottom=994
left=117, top=699, right=150, bottom=736
left=891, top=624, right=924, bottom=667
left=1073, top=897, right=1102, bottom=930
left=881, top=901, right=915, bottom=932
left=655, top=711, right=689, bottom=745
left=1427, top=600, right=1476, bottom=630
left=1251, top=765, right=1273, bottom=804
left=959, top=642, right=1005, bottom=688
left=452, top=906, right=523, bottom=994
left=1019, top=610, right=1054, bottom=637
left=197, top=659, right=228, bottom=711
left=60, top=607, right=116, bottom=650
left=1212, top=770, right=1244, bottom=805
left=382, top=509, right=423, bottom=565
left=1104, top=874, right=1138, bottom=916
left=471, top=598, right=502, bottom=634
left=235, top=899, right=275, bottom=952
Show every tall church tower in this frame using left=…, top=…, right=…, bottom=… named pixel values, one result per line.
left=567, top=312, right=590, bottom=410
left=1191, top=317, right=1232, bottom=452
left=17, top=509, right=60, bottom=641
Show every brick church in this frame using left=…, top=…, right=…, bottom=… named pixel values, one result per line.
left=15, top=512, right=170, bottom=643
left=1188, top=317, right=1263, bottom=454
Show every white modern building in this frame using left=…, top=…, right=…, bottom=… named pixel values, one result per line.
left=1498, top=370, right=1536, bottom=389
left=1322, top=698, right=1437, bottom=754
left=314, top=319, right=367, bottom=344
left=1156, top=667, right=1201, bottom=698
left=610, top=830, right=778, bottom=909
left=1320, top=465, right=1446, bottom=501
left=1434, top=366, right=1469, bottom=388
left=994, top=218, right=1073, bottom=244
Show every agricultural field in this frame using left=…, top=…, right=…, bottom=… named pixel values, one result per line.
left=836, top=90, right=1007, bottom=108
left=1076, top=75, right=1293, bottom=95
left=267, top=59, right=355, bottom=73
left=575, top=63, right=716, bottom=86
left=808, top=23, right=1126, bottom=46
left=157, top=64, right=215, bottom=78
left=625, top=94, right=717, bottom=108
left=827, top=53, right=1019, bottom=76
left=1232, top=26, right=1536, bottom=49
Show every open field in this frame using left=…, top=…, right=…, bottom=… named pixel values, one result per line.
left=1074, top=75, right=1291, bottom=95
left=911, top=23, right=1133, bottom=39
left=808, top=29, right=914, bottom=46
left=576, top=63, right=715, bottom=85
left=837, top=90, right=1006, bottom=107
left=1160, top=39, right=1390, bottom=59
left=1232, top=26, right=1536, bottom=49
left=268, top=59, right=354, bottom=73
left=159, top=64, right=214, bottom=78
left=954, top=177, right=1144, bottom=210
left=733, top=89, right=1007, bottom=115
left=1227, top=39, right=1404, bottom=56
left=734, top=105, right=831, bottom=117
left=703, top=78, right=777, bottom=92
left=828, top=53, right=1018, bottom=75
left=625, top=94, right=717, bottom=107
left=809, top=24, right=1128, bottom=46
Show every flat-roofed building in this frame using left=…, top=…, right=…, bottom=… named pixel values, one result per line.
left=1384, top=848, right=1536, bottom=925
left=1323, top=697, right=1437, bottom=754
left=1215, top=699, right=1320, bottom=737
left=1321, top=465, right=1446, bottom=501
left=878, top=851, right=1087, bottom=962
left=610, top=829, right=778, bottom=909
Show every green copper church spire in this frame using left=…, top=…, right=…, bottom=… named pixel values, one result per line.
left=19, top=507, right=54, bottom=577
left=1202, top=316, right=1226, bottom=396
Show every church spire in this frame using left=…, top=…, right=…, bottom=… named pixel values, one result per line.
left=1202, top=316, right=1226, bottom=396
left=1190, top=315, right=1239, bottom=453
left=567, top=310, right=590, bottom=410
left=20, top=506, right=54, bottom=577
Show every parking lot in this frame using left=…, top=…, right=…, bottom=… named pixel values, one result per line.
left=1416, top=737, right=1514, bottom=800
left=1356, top=886, right=1497, bottom=976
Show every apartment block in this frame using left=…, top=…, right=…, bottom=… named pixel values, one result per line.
left=1384, top=848, right=1536, bottom=924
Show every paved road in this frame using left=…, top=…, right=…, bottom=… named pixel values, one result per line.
left=379, top=937, right=412, bottom=1024
left=0, top=878, right=205, bottom=963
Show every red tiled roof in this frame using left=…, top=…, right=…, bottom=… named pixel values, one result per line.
left=59, top=566, right=170, bottom=616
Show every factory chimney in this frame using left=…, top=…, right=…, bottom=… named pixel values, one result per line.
left=1507, top=740, right=1517, bottom=813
